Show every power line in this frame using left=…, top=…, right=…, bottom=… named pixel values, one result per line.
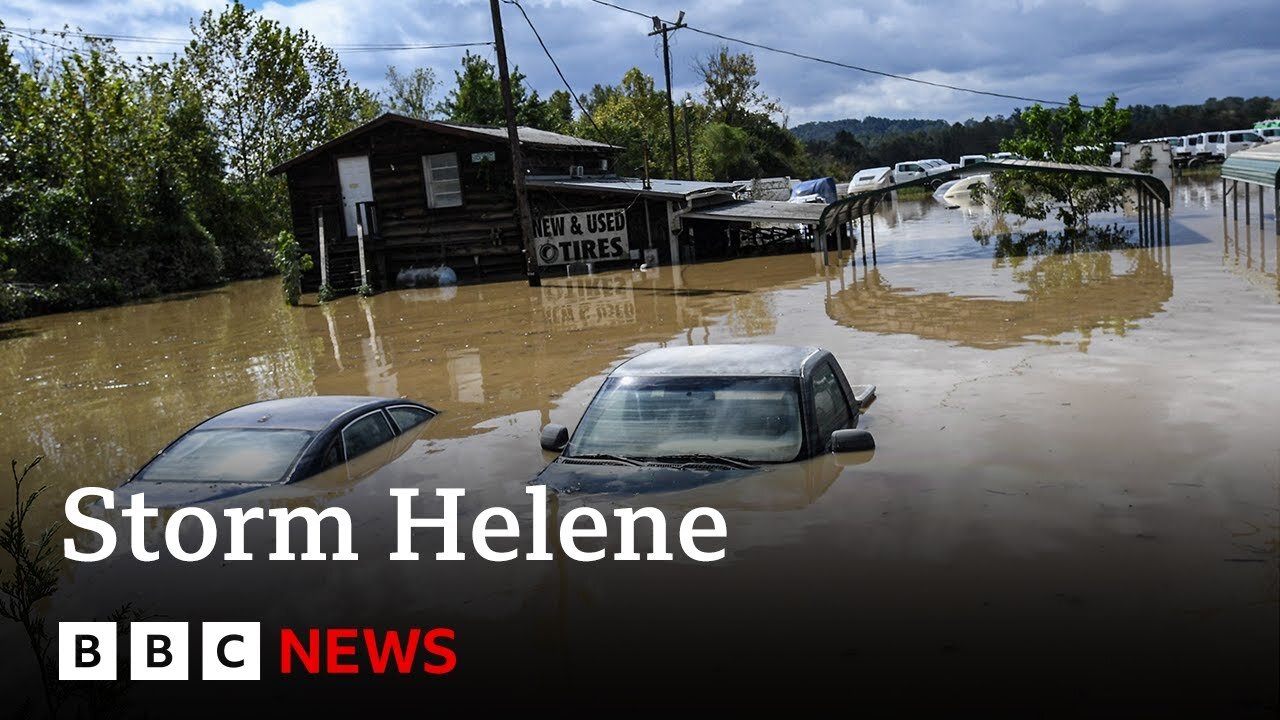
left=501, top=0, right=610, bottom=144
left=586, top=0, right=1090, bottom=109
left=0, top=27, right=156, bottom=71
left=1, top=26, right=492, bottom=54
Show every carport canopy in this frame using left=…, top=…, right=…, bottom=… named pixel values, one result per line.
left=818, top=158, right=1171, bottom=235
left=1221, top=142, right=1280, bottom=189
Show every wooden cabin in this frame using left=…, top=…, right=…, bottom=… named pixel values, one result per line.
left=271, top=113, right=831, bottom=291
left=269, top=113, right=624, bottom=290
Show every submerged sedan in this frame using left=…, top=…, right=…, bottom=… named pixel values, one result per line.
left=533, top=345, right=875, bottom=494
left=118, top=396, right=438, bottom=505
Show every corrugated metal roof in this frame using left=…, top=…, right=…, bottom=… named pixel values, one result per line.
left=430, top=122, right=615, bottom=150
left=681, top=199, right=826, bottom=224
left=1221, top=142, right=1280, bottom=189
left=269, top=113, right=620, bottom=175
left=526, top=176, right=745, bottom=200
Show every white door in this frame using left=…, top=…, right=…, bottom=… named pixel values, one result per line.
left=337, top=155, right=373, bottom=236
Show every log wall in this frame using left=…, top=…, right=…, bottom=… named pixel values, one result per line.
left=283, top=123, right=618, bottom=289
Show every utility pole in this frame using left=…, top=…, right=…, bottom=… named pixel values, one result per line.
left=682, top=94, right=695, bottom=180
left=490, top=0, right=540, bottom=287
left=648, top=11, right=685, bottom=182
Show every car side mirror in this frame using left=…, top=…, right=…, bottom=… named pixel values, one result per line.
left=540, top=423, right=569, bottom=452
left=831, top=429, right=875, bottom=468
left=831, top=428, right=875, bottom=453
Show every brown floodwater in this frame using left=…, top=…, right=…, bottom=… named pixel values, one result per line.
left=0, top=176, right=1276, bottom=711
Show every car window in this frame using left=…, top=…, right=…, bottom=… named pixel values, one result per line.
left=320, top=437, right=343, bottom=470
left=812, top=362, right=854, bottom=440
left=342, top=410, right=396, bottom=460
left=568, top=376, right=804, bottom=463
left=136, top=429, right=315, bottom=484
left=387, top=405, right=436, bottom=434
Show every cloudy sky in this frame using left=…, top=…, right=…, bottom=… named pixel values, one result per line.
left=1, top=0, right=1277, bottom=125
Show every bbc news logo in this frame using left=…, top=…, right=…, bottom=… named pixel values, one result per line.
left=59, top=622, right=457, bottom=680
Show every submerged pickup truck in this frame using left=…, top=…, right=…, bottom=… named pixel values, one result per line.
left=532, top=344, right=876, bottom=494
left=891, top=160, right=952, bottom=187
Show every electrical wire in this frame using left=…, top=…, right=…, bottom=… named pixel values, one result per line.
left=501, top=0, right=610, bottom=144
left=1, top=26, right=492, bottom=54
left=586, top=0, right=1091, bottom=108
left=503, top=0, right=663, bottom=214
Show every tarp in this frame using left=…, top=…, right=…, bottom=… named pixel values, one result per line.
left=790, top=177, right=838, bottom=204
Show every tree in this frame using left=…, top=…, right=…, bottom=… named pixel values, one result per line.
left=436, top=50, right=555, bottom=129
left=542, top=89, right=574, bottom=133
left=697, top=123, right=756, bottom=181
left=696, top=46, right=782, bottom=127
left=384, top=65, right=438, bottom=119
left=175, top=3, right=377, bottom=278
left=178, top=3, right=377, bottom=181
left=577, top=67, right=671, bottom=176
left=982, top=94, right=1132, bottom=232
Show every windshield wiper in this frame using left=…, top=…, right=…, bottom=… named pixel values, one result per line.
left=566, top=453, right=645, bottom=467
left=641, top=454, right=757, bottom=469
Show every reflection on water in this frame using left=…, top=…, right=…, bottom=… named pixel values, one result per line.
left=1222, top=216, right=1280, bottom=301
left=828, top=238, right=1173, bottom=351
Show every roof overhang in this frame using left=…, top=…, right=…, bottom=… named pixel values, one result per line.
left=1221, top=143, right=1280, bottom=189
left=269, top=113, right=621, bottom=176
left=681, top=199, right=827, bottom=225
left=526, top=176, right=745, bottom=201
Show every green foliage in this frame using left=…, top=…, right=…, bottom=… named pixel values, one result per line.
left=542, top=89, right=575, bottom=134
left=576, top=68, right=671, bottom=176
left=435, top=50, right=560, bottom=130
left=800, top=96, right=1278, bottom=181
left=0, top=6, right=384, bottom=320
left=176, top=3, right=377, bottom=279
left=697, top=123, right=756, bottom=181
left=357, top=283, right=374, bottom=298
left=1, top=456, right=152, bottom=715
left=697, top=47, right=782, bottom=127
left=384, top=65, right=439, bottom=119
left=178, top=3, right=376, bottom=181
left=985, top=94, right=1132, bottom=231
left=271, top=230, right=312, bottom=306
left=1, top=456, right=59, bottom=716
left=317, top=282, right=336, bottom=303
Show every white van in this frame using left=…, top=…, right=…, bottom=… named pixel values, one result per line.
left=959, top=154, right=987, bottom=168
left=1183, top=134, right=1204, bottom=159
left=1259, top=127, right=1280, bottom=143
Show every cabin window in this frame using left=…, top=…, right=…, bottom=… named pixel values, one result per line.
left=423, top=152, right=463, bottom=208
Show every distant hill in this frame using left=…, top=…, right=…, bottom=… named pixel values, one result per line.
left=789, top=116, right=950, bottom=143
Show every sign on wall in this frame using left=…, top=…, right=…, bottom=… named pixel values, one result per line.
left=533, top=209, right=630, bottom=266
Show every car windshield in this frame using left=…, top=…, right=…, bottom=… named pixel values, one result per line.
left=136, top=429, right=316, bottom=484
left=567, top=375, right=804, bottom=463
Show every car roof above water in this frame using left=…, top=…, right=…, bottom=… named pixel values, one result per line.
left=612, top=344, right=823, bottom=378
left=200, top=395, right=404, bottom=431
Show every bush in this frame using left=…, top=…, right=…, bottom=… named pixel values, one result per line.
left=271, top=230, right=313, bottom=306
